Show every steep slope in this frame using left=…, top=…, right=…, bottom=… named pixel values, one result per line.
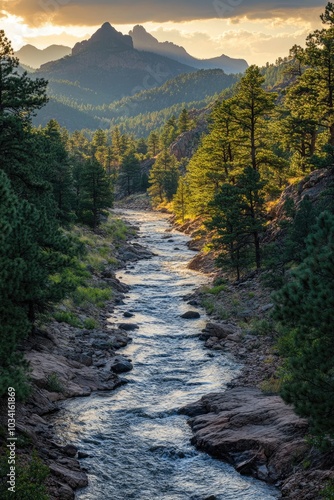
left=37, top=23, right=196, bottom=105
left=130, top=25, right=248, bottom=74
left=34, top=68, right=237, bottom=134
left=15, top=44, right=71, bottom=68
left=32, top=98, right=104, bottom=130
left=91, top=69, right=238, bottom=119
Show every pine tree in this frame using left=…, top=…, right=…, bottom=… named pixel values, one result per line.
left=274, top=211, right=334, bottom=436
left=118, top=148, right=141, bottom=196
left=289, top=3, right=334, bottom=151
left=80, top=157, right=114, bottom=231
left=0, top=31, right=49, bottom=199
left=148, top=132, right=160, bottom=157
left=186, top=100, right=236, bottom=216
left=173, top=177, right=191, bottom=222
left=148, top=149, right=179, bottom=205
left=229, top=65, right=277, bottom=173
left=207, top=183, right=253, bottom=280
left=0, top=170, right=82, bottom=396
left=208, top=167, right=266, bottom=277
left=41, top=119, right=74, bottom=223
left=178, top=108, right=190, bottom=134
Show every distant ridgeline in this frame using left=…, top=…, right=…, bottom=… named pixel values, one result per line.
left=21, top=22, right=245, bottom=135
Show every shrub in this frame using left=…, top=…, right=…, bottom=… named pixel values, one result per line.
left=259, top=377, right=281, bottom=395
left=73, top=286, right=112, bottom=308
left=206, top=284, right=226, bottom=295
left=0, top=450, right=49, bottom=499
left=83, top=318, right=99, bottom=330
left=46, top=372, right=64, bottom=393
left=53, top=311, right=82, bottom=328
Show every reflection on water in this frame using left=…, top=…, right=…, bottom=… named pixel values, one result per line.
left=51, top=210, right=280, bottom=500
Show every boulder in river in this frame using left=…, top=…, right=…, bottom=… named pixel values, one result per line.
left=123, top=311, right=134, bottom=318
left=110, top=356, right=133, bottom=374
left=118, top=323, right=139, bottom=331
left=181, top=311, right=201, bottom=319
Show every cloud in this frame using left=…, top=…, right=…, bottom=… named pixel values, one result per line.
left=5, top=0, right=326, bottom=27
left=150, top=26, right=313, bottom=65
left=215, top=29, right=312, bottom=65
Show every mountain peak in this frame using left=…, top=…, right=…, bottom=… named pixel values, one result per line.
left=129, top=25, right=158, bottom=46
left=72, top=22, right=133, bottom=56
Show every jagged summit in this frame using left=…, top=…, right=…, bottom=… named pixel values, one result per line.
left=130, top=25, right=190, bottom=59
left=72, top=22, right=133, bottom=56
left=38, top=23, right=195, bottom=104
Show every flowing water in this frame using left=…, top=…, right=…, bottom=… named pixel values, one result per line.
left=51, top=210, right=279, bottom=500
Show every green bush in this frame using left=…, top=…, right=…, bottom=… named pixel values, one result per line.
left=46, top=372, right=64, bottom=393
left=53, top=311, right=82, bottom=328
left=73, top=286, right=112, bottom=308
left=0, top=450, right=49, bottom=499
left=259, top=377, right=281, bottom=395
left=201, top=297, right=215, bottom=314
left=103, top=219, right=128, bottom=242
left=321, top=481, right=334, bottom=499
left=83, top=318, right=99, bottom=330
left=205, top=284, right=226, bottom=295
left=250, top=318, right=272, bottom=336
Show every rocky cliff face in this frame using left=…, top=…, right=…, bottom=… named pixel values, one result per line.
left=271, top=168, right=334, bottom=219
left=266, top=168, right=334, bottom=242
left=169, top=109, right=210, bottom=160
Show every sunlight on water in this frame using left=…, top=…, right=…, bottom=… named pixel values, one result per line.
left=50, top=210, right=280, bottom=500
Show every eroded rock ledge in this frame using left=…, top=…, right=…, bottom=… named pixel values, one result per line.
left=180, top=387, right=308, bottom=484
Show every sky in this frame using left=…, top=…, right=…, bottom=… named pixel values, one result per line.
left=0, top=0, right=328, bottom=65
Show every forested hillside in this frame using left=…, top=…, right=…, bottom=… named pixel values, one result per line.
left=149, top=2, right=334, bottom=443
left=34, top=69, right=238, bottom=134
left=0, top=31, right=118, bottom=398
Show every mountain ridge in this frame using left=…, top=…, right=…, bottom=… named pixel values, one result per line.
left=15, top=44, right=71, bottom=69
left=37, top=23, right=196, bottom=104
left=16, top=24, right=248, bottom=74
left=130, top=25, right=248, bottom=74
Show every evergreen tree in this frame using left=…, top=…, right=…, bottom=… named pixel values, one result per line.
left=173, top=177, right=191, bottom=222
left=118, top=148, right=141, bottom=196
left=208, top=167, right=266, bottom=276
left=148, top=149, right=179, bottom=204
left=229, top=65, right=277, bottom=173
left=148, top=132, right=159, bottom=157
left=160, top=118, right=178, bottom=148
left=207, top=183, right=252, bottom=280
left=0, top=31, right=49, bottom=199
left=186, top=100, right=236, bottom=216
left=0, top=170, right=82, bottom=396
left=80, top=157, right=114, bottom=231
left=178, top=108, right=190, bottom=134
left=274, top=211, right=334, bottom=436
left=41, top=119, right=74, bottom=223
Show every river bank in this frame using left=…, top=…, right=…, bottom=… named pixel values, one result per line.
left=42, top=209, right=278, bottom=500
left=0, top=214, right=155, bottom=499
left=180, top=262, right=334, bottom=499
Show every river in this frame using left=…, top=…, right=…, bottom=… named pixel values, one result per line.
left=51, top=210, right=279, bottom=500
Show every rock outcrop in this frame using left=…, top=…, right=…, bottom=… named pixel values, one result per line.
left=170, top=111, right=209, bottom=161
left=181, top=387, right=309, bottom=483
